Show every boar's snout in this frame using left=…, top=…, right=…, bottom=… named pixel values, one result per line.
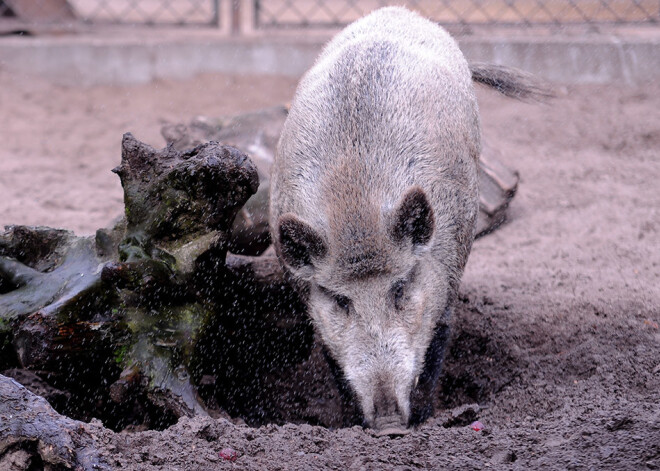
left=370, top=380, right=411, bottom=437
left=373, top=420, right=411, bottom=437
left=373, top=411, right=410, bottom=437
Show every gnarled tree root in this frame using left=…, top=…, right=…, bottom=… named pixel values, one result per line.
left=0, top=373, right=109, bottom=470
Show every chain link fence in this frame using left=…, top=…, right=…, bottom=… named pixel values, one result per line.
left=73, top=0, right=219, bottom=25
left=255, top=0, right=660, bottom=31
left=0, top=0, right=658, bottom=29
left=0, top=0, right=221, bottom=25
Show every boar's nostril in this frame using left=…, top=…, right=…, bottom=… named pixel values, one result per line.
left=373, top=397, right=400, bottom=418
left=373, top=383, right=400, bottom=419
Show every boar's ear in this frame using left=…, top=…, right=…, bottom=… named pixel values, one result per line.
left=390, top=186, right=435, bottom=246
left=278, top=213, right=327, bottom=270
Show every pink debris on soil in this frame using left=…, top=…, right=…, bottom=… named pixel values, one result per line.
left=219, top=447, right=238, bottom=462
left=471, top=421, right=484, bottom=432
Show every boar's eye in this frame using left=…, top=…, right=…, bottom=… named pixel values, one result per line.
left=391, top=266, right=418, bottom=310
left=334, top=294, right=351, bottom=314
left=392, top=280, right=406, bottom=310
left=319, top=286, right=351, bottom=314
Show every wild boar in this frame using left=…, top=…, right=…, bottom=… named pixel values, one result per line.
left=269, top=6, right=544, bottom=435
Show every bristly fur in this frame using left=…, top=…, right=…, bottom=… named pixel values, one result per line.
left=269, top=6, right=547, bottom=434
left=271, top=5, right=479, bottom=434
left=470, top=62, right=555, bottom=101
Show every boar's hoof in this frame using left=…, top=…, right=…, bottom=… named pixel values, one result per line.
left=373, top=417, right=410, bottom=437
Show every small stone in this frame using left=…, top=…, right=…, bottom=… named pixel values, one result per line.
left=471, top=421, right=484, bottom=432
left=219, top=447, right=238, bottom=462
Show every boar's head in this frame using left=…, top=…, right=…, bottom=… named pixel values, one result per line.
left=276, top=186, right=452, bottom=435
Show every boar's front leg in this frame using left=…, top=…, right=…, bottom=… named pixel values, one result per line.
left=409, top=308, right=452, bottom=426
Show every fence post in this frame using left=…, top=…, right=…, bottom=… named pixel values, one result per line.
left=217, top=0, right=232, bottom=33
left=236, top=0, right=256, bottom=34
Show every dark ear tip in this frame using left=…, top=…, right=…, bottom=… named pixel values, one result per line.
left=406, top=186, right=430, bottom=206
left=278, top=213, right=299, bottom=236
left=277, top=213, right=327, bottom=269
left=391, top=186, right=435, bottom=246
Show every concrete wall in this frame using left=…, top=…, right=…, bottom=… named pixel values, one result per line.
left=0, top=28, right=658, bottom=86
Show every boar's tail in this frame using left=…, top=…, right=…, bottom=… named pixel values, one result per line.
left=469, top=63, right=554, bottom=101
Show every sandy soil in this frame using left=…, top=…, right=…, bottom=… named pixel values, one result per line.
left=1, top=71, right=659, bottom=470
left=0, top=71, right=299, bottom=234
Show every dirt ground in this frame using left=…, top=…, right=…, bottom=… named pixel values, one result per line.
left=1, top=69, right=659, bottom=470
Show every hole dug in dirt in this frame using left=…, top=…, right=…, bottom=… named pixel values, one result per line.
left=438, top=300, right=520, bottom=412
left=193, top=292, right=520, bottom=430
left=2, top=290, right=518, bottom=433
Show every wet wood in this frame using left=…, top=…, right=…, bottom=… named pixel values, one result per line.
left=0, top=135, right=259, bottom=430
left=0, top=373, right=109, bottom=470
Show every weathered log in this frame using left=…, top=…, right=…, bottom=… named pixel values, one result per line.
left=0, top=373, right=109, bottom=470
left=162, top=106, right=287, bottom=255
left=114, top=132, right=258, bottom=253
left=475, top=140, right=519, bottom=237
left=0, top=135, right=260, bottom=430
